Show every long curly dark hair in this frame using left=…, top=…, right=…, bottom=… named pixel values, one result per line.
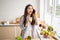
left=23, top=4, right=36, bottom=26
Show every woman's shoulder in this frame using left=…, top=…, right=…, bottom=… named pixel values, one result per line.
left=20, top=15, right=24, bottom=18
left=21, top=15, right=24, bottom=18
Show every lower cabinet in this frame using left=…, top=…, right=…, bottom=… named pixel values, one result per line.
left=0, top=26, right=21, bottom=40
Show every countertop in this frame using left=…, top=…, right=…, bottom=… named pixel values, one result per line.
left=0, top=24, right=20, bottom=27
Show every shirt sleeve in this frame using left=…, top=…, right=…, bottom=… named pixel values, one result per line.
left=20, top=15, right=26, bottom=30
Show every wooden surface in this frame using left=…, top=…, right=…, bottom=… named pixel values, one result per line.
left=0, top=26, right=21, bottom=40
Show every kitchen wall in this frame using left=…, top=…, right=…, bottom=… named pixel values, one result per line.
left=0, top=0, right=40, bottom=21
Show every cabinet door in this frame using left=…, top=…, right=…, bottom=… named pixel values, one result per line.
left=15, top=26, right=21, bottom=36
left=0, top=27, right=15, bottom=40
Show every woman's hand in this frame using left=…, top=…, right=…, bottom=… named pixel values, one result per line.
left=28, top=17, right=32, bottom=23
left=25, top=23, right=29, bottom=27
left=27, top=16, right=32, bottom=23
left=25, top=18, right=30, bottom=27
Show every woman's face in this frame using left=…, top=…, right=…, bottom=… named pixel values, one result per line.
left=27, top=6, right=33, bottom=15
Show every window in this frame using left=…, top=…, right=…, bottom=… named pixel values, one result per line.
left=56, top=0, right=60, bottom=17
left=47, top=0, right=53, bottom=14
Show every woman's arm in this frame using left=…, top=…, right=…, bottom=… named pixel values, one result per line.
left=35, top=14, right=39, bottom=25
left=20, top=16, right=26, bottom=30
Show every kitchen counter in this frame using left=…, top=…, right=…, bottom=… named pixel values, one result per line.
left=0, top=24, right=58, bottom=40
left=0, top=24, right=21, bottom=40
left=0, top=24, right=20, bottom=27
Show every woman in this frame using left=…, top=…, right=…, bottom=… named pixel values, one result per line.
left=20, top=4, right=41, bottom=39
